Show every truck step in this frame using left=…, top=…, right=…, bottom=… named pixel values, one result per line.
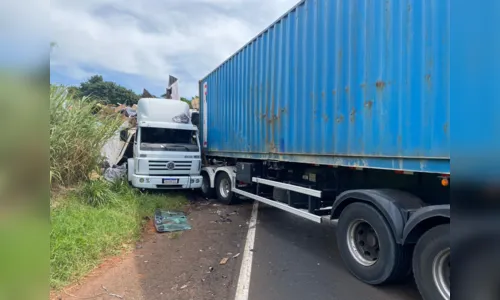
left=233, top=188, right=322, bottom=223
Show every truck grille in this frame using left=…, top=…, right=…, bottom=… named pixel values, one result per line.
left=149, top=160, right=192, bottom=170
left=148, top=160, right=193, bottom=176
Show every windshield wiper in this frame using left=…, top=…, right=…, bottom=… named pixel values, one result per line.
left=169, top=145, right=192, bottom=151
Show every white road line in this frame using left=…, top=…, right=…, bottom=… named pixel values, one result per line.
left=234, top=201, right=259, bottom=300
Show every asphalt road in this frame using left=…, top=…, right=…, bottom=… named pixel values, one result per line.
left=247, top=204, right=422, bottom=300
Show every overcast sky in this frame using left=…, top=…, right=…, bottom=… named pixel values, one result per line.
left=50, top=0, right=299, bottom=98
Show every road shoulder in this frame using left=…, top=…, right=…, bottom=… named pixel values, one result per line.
left=52, top=198, right=253, bottom=300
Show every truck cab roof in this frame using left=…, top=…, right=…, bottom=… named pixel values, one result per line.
left=137, top=98, right=197, bottom=130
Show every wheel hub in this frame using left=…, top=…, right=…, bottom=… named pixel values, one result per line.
left=347, top=220, right=380, bottom=266
left=219, top=178, right=230, bottom=198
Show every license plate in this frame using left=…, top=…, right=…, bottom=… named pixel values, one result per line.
left=162, top=178, right=178, bottom=185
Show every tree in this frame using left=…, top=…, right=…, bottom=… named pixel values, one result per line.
left=79, top=75, right=140, bottom=105
left=67, top=86, right=80, bottom=98
left=180, top=97, right=192, bottom=109
left=160, top=93, right=193, bottom=108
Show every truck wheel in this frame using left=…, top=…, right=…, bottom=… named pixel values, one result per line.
left=215, top=172, right=234, bottom=205
left=201, top=172, right=214, bottom=199
left=337, top=202, right=411, bottom=285
left=413, top=224, right=450, bottom=300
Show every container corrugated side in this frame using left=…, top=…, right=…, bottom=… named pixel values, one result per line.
left=200, top=0, right=450, bottom=174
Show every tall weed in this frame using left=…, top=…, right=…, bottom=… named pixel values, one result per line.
left=78, top=180, right=116, bottom=207
left=50, top=85, right=121, bottom=188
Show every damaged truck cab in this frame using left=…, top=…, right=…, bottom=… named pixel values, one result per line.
left=125, top=98, right=203, bottom=190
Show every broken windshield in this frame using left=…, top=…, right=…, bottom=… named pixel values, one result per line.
left=139, top=127, right=199, bottom=152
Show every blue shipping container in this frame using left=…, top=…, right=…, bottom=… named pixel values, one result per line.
left=199, top=0, right=449, bottom=174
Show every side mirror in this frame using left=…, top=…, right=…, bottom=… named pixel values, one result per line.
left=120, top=129, right=129, bottom=142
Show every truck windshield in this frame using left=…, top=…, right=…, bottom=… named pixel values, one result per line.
left=140, top=127, right=199, bottom=152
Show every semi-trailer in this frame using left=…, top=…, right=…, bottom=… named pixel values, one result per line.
left=199, top=1, right=450, bottom=299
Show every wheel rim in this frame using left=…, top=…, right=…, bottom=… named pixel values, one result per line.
left=432, top=248, right=450, bottom=300
left=346, top=219, right=380, bottom=267
left=219, top=177, right=230, bottom=198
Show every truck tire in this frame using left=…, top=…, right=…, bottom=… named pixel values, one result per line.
left=215, top=172, right=234, bottom=205
left=336, top=202, right=411, bottom=285
left=413, top=224, right=450, bottom=300
left=200, top=172, right=214, bottom=199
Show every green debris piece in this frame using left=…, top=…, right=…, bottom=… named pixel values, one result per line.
left=154, top=209, right=192, bottom=233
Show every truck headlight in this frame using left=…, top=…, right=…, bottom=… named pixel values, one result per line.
left=137, top=159, right=148, bottom=175
left=172, top=114, right=190, bottom=124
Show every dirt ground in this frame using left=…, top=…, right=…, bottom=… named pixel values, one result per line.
left=52, top=196, right=253, bottom=300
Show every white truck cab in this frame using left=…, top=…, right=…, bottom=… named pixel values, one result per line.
left=127, top=98, right=202, bottom=189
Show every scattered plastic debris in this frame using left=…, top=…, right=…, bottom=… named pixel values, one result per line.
left=154, top=210, right=192, bottom=233
left=219, top=257, right=229, bottom=265
left=89, top=170, right=101, bottom=181
left=103, top=164, right=127, bottom=183
left=233, top=253, right=240, bottom=259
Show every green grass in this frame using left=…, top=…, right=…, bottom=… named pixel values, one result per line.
left=50, top=180, right=187, bottom=289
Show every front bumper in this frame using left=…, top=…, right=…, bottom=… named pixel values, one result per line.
left=131, top=174, right=203, bottom=189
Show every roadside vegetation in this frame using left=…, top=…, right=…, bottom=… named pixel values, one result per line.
left=50, top=85, right=187, bottom=289
left=50, top=85, right=121, bottom=187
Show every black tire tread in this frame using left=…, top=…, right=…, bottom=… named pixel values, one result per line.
left=412, top=223, right=450, bottom=300
left=337, top=202, right=412, bottom=285
left=201, top=172, right=214, bottom=199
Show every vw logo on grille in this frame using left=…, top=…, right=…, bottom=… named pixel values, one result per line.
left=166, top=161, right=175, bottom=170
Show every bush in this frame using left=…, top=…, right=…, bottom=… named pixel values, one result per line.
left=78, top=180, right=116, bottom=207
left=50, top=85, right=122, bottom=188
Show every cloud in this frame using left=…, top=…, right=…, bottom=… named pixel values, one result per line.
left=50, top=0, right=299, bottom=97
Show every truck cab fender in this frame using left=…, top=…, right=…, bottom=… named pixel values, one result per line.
left=402, top=204, right=450, bottom=244
left=201, top=166, right=237, bottom=188
left=331, top=189, right=424, bottom=244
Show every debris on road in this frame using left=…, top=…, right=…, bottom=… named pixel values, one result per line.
left=233, top=253, right=240, bottom=259
left=210, top=208, right=235, bottom=224
left=101, top=285, right=124, bottom=299
left=219, top=257, right=229, bottom=265
left=154, top=210, right=192, bottom=233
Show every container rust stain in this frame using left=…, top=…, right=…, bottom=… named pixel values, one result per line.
left=425, top=74, right=432, bottom=89
left=350, top=109, right=356, bottom=123
left=364, top=100, right=373, bottom=110
left=376, top=81, right=386, bottom=90
left=443, top=123, right=449, bottom=135
left=336, top=115, right=344, bottom=123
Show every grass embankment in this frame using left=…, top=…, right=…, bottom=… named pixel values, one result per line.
left=50, top=86, right=187, bottom=289
left=50, top=181, right=187, bottom=288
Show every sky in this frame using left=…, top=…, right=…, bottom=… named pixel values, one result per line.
left=50, top=0, right=300, bottom=98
